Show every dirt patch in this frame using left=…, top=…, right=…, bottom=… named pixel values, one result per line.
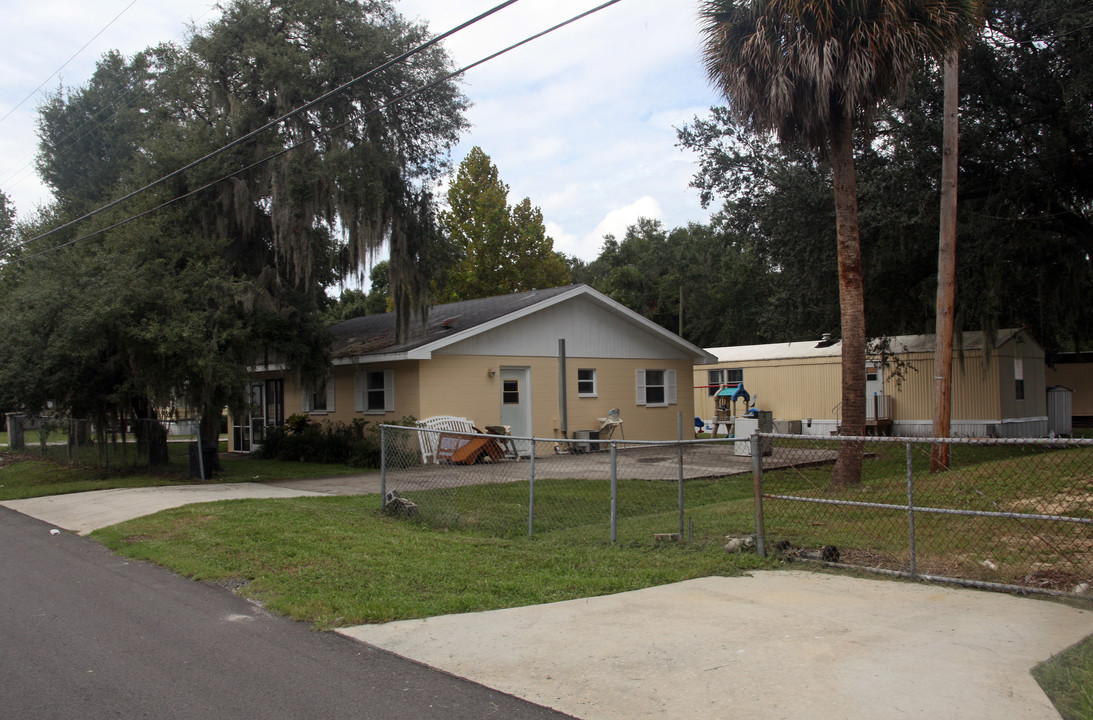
left=207, top=577, right=251, bottom=593
left=1008, top=489, right=1093, bottom=517
left=1021, top=568, right=1088, bottom=591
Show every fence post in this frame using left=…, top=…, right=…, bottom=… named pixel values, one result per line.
left=677, top=412, right=685, bottom=538
left=194, top=414, right=206, bottom=482
left=6, top=413, right=24, bottom=451
left=528, top=442, right=536, bottom=536
left=380, top=425, right=387, bottom=508
left=751, top=432, right=766, bottom=558
left=906, top=441, right=917, bottom=577
left=610, top=441, right=618, bottom=545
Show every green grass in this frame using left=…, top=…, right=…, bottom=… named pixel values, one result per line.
left=754, top=440, right=1093, bottom=585
left=0, top=458, right=181, bottom=500
left=93, top=494, right=772, bottom=628
left=0, top=450, right=371, bottom=502
left=1033, top=634, right=1093, bottom=720
left=1, top=428, right=70, bottom=448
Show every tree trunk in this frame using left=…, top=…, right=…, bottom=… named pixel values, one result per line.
left=199, top=409, right=222, bottom=473
left=130, top=396, right=169, bottom=467
left=828, top=114, right=866, bottom=488
left=931, top=49, right=960, bottom=473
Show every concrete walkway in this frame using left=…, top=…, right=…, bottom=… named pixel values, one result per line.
left=3, top=476, right=1092, bottom=719
left=0, top=479, right=360, bottom=535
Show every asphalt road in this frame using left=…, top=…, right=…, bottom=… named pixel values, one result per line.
left=0, top=507, right=575, bottom=720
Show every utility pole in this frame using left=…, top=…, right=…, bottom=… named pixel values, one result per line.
left=931, top=49, right=959, bottom=473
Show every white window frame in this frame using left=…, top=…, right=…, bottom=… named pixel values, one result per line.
left=577, top=368, right=597, bottom=398
left=355, top=369, right=394, bottom=414
left=707, top=369, right=724, bottom=396
left=302, top=378, right=335, bottom=414
left=636, top=369, right=677, bottom=408
left=1014, top=357, right=1025, bottom=401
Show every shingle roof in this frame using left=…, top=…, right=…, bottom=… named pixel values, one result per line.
left=329, top=285, right=581, bottom=359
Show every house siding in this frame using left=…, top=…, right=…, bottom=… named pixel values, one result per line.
left=419, top=355, right=695, bottom=441
left=693, top=331, right=1049, bottom=438
left=1046, top=361, right=1093, bottom=417
left=434, top=294, right=688, bottom=360
left=231, top=286, right=715, bottom=452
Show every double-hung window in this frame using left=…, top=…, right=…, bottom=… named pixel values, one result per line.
left=302, top=379, right=335, bottom=414
left=708, top=368, right=743, bottom=395
left=707, top=369, right=723, bottom=396
left=355, top=369, right=395, bottom=414
left=577, top=368, right=597, bottom=397
left=636, top=369, right=677, bottom=407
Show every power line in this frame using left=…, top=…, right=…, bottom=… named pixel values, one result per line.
left=0, top=0, right=141, bottom=126
left=10, top=0, right=626, bottom=263
left=0, top=4, right=218, bottom=190
left=15, top=0, right=524, bottom=252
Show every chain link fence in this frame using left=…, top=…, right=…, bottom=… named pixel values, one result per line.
left=379, top=424, right=823, bottom=546
left=754, top=433, right=1093, bottom=598
left=4, top=414, right=211, bottom=475
left=380, top=425, right=1092, bottom=597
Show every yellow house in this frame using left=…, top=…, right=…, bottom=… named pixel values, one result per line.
left=694, top=329, right=1048, bottom=438
left=231, top=284, right=716, bottom=451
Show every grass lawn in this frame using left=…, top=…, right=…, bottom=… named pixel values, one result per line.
left=93, top=493, right=773, bottom=628
left=0, top=450, right=371, bottom=502
left=1033, top=633, right=1093, bottom=720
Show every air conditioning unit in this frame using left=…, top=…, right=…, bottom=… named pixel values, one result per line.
left=573, top=430, right=600, bottom=453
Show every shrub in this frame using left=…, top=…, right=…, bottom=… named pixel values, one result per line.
left=257, top=416, right=418, bottom=468
left=258, top=418, right=378, bottom=467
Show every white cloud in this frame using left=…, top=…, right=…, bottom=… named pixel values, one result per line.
left=585, top=195, right=662, bottom=246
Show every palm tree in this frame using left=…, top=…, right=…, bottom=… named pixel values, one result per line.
left=700, top=0, right=983, bottom=486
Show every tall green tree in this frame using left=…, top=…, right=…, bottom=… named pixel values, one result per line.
left=700, top=0, right=983, bottom=486
left=5, top=0, right=468, bottom=452
left=573, top=216, right=771, bottom=347
left=324, top=261, right=393, bottom=323
left=437, top=147, right=570, bottom=301
left=0, top=191, right=13, bottom=252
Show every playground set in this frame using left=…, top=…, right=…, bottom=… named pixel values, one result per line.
left=693, top=382, right=760, bottom=438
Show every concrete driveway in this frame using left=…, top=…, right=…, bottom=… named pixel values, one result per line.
left=342, top=572, right=1093, bottom=720
left=0, top=475, right=382, bottom=535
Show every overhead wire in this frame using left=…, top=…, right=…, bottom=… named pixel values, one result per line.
left=0, top=4, right=219, bottom=191
left=13, top=0, right=524, bottom=252
left=8, top=0, right=626, bottom=262
left=0, top=0, right=142, bottom=126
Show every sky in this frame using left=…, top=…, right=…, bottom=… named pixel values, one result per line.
left=0, top=0, right=724, bottom=262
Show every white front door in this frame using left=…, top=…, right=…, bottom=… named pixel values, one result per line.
left=500, top=367, right=532, bottom=454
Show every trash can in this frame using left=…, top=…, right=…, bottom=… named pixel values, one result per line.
left=188, top=442, right=217, bottom=479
